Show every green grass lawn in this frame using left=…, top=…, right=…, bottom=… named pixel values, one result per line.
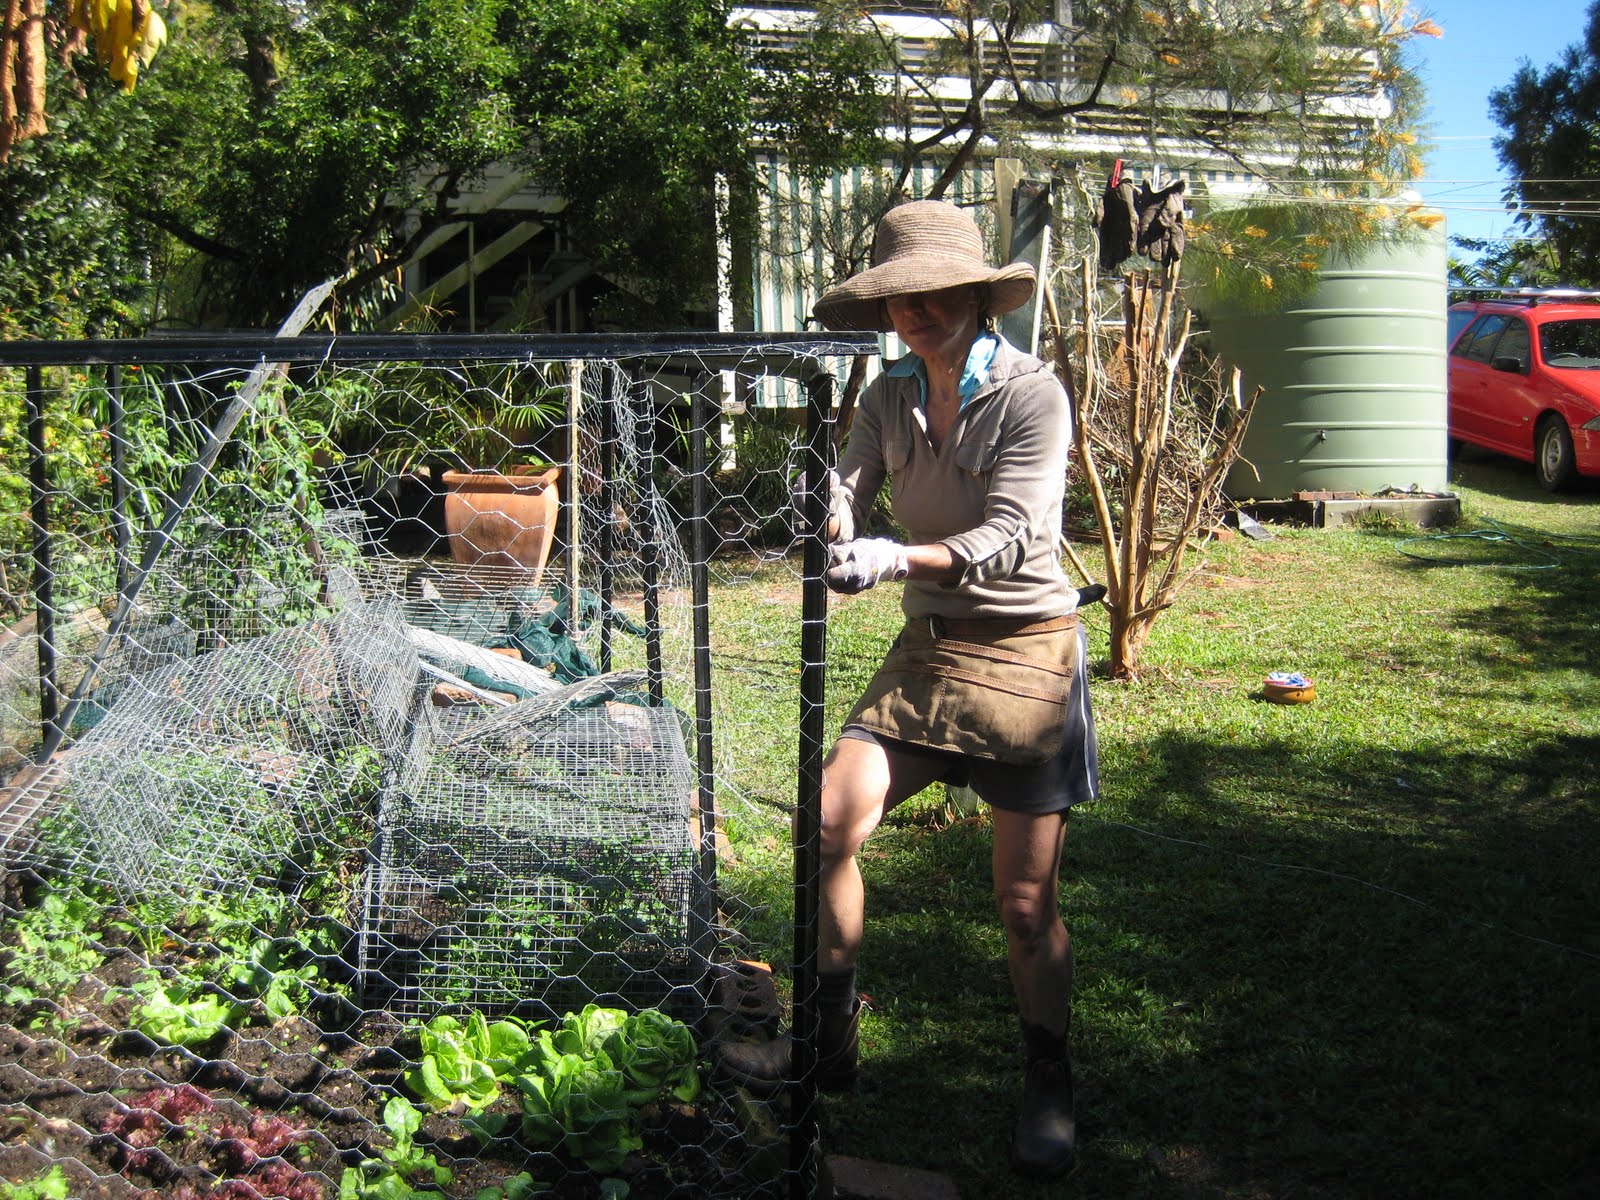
left=716, top=454, right=1600, bottom=1199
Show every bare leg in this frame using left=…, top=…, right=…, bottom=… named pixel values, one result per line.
left=991, top=807, right=1072, bottom=1034
left=993, top=807, right=1077, bottom=1175
left=816, top=736, right=949, bottom=972
left=716, top=736, right=950, bottom=1091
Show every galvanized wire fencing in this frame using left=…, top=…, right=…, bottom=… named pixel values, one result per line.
left=0, top=333, right=868, bottom=1200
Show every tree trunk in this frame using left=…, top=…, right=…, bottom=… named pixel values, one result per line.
left=1, top=0, right=47, bottom=163
left=1107, top=611, right=1154, bottom=682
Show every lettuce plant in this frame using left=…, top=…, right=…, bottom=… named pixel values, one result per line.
left=503, top=1005, right=701, bottom=1174
left=2, top=888, right=106, bottom=1006
left=533, top=1005, right=700, bottom=1106
left=127, top=975, right=244, bottom=1047
left=414, top=1004, right=699, bottom=1177
left=405, top=1012, right=533, bottom=1112
left=340, top=1097, right=451, bottom=1199
left=514, top=1049, right=640, bottom=1174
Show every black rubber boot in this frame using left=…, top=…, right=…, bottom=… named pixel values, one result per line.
left=716, top=973, right=861, bottom=1095
left=1011, top=1021, right=1076, bottom=1177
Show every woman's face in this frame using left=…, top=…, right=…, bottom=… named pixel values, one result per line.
left=885, top=284, right=983, bottom=366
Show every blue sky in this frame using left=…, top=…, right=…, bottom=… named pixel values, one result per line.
left=1411, top=0, right=1596, bottom=245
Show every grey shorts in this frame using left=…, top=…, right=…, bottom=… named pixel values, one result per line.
left=839, top=626, right=1099, bottom=815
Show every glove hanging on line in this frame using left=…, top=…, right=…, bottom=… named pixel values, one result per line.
left=825, top=538, right=909, bottom=594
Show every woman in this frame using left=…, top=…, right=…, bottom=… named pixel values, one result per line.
left=721, top=199, right=1096, bottom=1178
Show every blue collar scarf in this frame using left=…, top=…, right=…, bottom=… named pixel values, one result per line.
left=887, top=331, right=1001, bottom=411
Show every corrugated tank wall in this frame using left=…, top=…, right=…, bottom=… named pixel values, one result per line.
left=1208, top=226, right=1449, bottom=499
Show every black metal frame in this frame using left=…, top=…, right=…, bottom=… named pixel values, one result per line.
left=0, top=332, right=870, bottom=369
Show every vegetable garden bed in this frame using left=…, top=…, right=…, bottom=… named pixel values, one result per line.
left=0, top=867, right=778, bottom=1200
left=0, top=335, right=858, bottom=1200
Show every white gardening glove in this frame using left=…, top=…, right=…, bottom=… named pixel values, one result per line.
left=825, top=538, right=909, bottom=594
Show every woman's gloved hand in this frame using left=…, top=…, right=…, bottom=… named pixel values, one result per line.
left=825, top=538, right=909, bottom=593
left=791, top=468, right=854, bottom=543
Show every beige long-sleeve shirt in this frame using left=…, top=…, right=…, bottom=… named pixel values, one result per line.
left=836, top=336, right=1078, bottom=621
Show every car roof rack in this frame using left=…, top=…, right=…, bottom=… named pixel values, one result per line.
left=1456, top=287, right=1600, bottom=306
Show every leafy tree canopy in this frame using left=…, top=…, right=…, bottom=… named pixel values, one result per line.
left=0, top=0, right=882, bottom=333
left=791, top=0, right=1441, bottom=310
left=1448, top=235, right=1562, bottom=296
left=1488, top=0, right=1600, bottom=286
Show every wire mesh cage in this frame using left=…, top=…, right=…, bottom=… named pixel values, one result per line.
left=0, top=334, right=859, bottom=1200
left=362, top=701, right=701, bottom=1020
left=47, top=602, right=417, bottom=900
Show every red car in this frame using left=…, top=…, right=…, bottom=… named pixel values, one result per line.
left=1447, top=290, right=1600, bottom=490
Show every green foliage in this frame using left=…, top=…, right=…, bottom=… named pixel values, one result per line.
left=298, top=359, right=566, bottom=475
left=471, top=1175, right=548, bottom=1200
left=0, top=71, right=155, bottom=338
left=341, top=1097, right=453, bottom=1200
left=505, top=0, right=753, bottom=323
left=0, top=1166, right=71, bottom=1200
left=405, top=1011, right=534, bottom=1112
left=1489, top=0, right=1600, bottom=285
left=0, top=367, right=159, bottom=611
left=0, top=0, right=880, bottom=332
left=1067, top=0, right=1432, bottom=178
left=548, top=1005, right=700, bottom=1106
left=749, top=3, right=886, bottom=182
left=0, top=888, right=107, bottom=1007
left=459, top=1005, right=699, bottom=1176
left=1449, top=235, right=1564, bottom=294
left=505, top=1004, right=698, bottom=1171
left=1188, top=197, right=1438, bottom=314
left=118, top=888, right=345, bottom=1022
left=512, top=1046, right=640, bottom=1174
left=0, top=365, right=342, bottom=642
left=127, top=974, right=246, bottom=1047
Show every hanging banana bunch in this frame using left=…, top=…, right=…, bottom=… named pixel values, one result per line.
left=66, top=0, right=167, bottom=90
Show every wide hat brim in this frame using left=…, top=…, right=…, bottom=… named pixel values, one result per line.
left=813, top=257, right=1036, bottom=332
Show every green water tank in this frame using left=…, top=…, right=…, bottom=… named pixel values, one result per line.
left=1206, top=228, right=1448, bottom=499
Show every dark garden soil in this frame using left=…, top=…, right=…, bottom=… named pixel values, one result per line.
left=0, top=945, right=780, bottom=1199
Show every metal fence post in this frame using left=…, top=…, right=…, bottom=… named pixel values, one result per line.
left=108, top=363, right=132, bottom=599
left=792, top=368, right=834, bottom=1199
left=598, top=362, right=618, bottom=673
left=689, top=372, right=720, bottom=948
left=628, top=368, right=665, bottom=705
left=24, top=365, right=60, bottom=747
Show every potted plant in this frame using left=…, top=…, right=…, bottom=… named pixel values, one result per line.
left=311, top=360, right=568, bottom=577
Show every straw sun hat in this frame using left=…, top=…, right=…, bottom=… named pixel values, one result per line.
left=813, top=199, right=1036, bottom=332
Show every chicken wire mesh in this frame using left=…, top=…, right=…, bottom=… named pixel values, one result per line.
left=361, top=700, right=701, bottom=1020
left=46, top=601, right=416, bottom=900
left=0, top=334, right=862, bottom=1200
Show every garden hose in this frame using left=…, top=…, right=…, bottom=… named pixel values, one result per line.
left=1394, top=518, right=1563, bottom=570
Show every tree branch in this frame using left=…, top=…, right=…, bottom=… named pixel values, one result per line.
left=126, top=206, right=249, bottom=262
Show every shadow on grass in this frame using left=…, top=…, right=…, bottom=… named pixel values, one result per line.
left=818, top=730, right=1600, bottom=1200
left=1449, top=450, right=1600, bottom=502
left=1391, top=462, right=1600, bottom=682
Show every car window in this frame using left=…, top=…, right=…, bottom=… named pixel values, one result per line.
left=1494, top=318, right=1531, bottom=370
left=1538, top=318, right=1600, bottom=368
left=1453, top=314, right=1508, bottom=364
left=1447, top=307, right=1480, bottom=349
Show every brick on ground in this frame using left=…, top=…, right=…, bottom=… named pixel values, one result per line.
left=826, top=1155, right=962, bottom=1200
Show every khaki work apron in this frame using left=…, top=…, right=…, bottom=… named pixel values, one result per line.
left=845, top=613, right=1080, bottom=766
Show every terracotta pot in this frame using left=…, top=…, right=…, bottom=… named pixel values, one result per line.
left=440, top=465, right=562, bottom=579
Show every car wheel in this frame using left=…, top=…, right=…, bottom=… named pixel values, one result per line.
left=1535, top=415, right=1579, bottom=492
